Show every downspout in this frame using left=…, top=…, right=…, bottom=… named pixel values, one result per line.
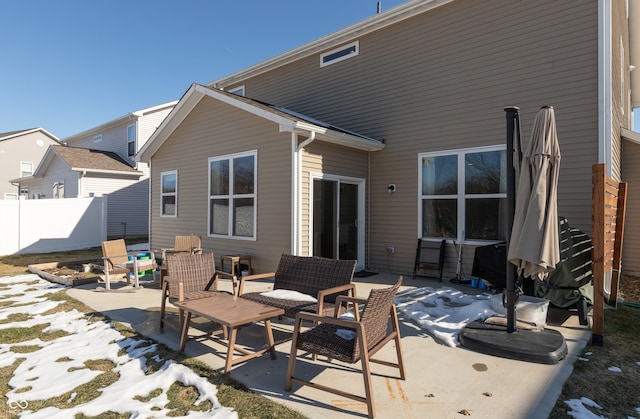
left=292, top=131, right=316, bottom=256
left=599, top=0, right=613, bottom=175
left=367, top=151, right=371, bottom=270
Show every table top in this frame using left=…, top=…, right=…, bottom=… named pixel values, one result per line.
left=173, top=293, right=284, bottom=328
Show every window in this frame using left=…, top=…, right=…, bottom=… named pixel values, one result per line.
left=419, top=145, right=507, bottom=243
left=320, top=41, right=359, bottom=67
left=20, top=161, right=33, bottom=177
left=228, top=85, right=245, bottom=96
left=161, top=171, right=177, bottom=217
left=4, top=193, right=18, bottom=200
left=208, top=151, right=256, bottom=239
left=20, top=186, right=28, bottom=197
left=127, top=125, right=136, bottom=156
left=93, top=134, right=102, bottom=142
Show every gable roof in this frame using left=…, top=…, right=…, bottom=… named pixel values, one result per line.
left=137, top=84, right=384, bottom=162
left=209, top=0, right=454, bottom=88
left=19, top=145, right=142, bottom=181
left=0, top=128, right=60, bottom=143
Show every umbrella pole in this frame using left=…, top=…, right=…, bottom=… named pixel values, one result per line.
left=459, top=106, right=567, bottom=364
left=505, top=106, right=521, bottom=333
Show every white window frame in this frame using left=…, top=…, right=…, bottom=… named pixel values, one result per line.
left=93, top=134, right=102, bottom=142
left=320, top=40, right=359, bottom=67
left=161, top=170, right=177, bottom=217
left=418, top=144, right=506, bottom=245
left=20, top=161, right=33, bottom=177
left=4, top=193, right=18, bottom=200
left=208, top=150, right=257, bottom=240
left=228, top=85, right=245, bottom=96
left=127, top=124, right=136, bottom=157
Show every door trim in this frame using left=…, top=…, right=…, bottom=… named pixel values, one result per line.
left=309, top=172, right=365, bottom=271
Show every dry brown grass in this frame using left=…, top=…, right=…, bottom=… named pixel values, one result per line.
left=549, top=274, right=640, bottom=418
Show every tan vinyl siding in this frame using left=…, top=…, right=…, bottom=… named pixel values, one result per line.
left=150, top=96, right=293, bottom=273
left=219, top=0, right=601, bottom=275
left=300, top=141, right=369, bottom=257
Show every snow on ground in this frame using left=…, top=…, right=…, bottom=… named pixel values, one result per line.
left=0, top=274, right=237, bottom=419
left=3, top=263, right=638, bottom=418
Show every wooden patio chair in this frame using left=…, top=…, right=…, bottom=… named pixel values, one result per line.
left=160, top=252, right=237, bottom=330
left=97, top=239, right=156, bottom=291
left=162, top=235, right=202, bottom=258
left=285, top=277, right=406, bottom=418
left=591, top=163, right=627, bottom=345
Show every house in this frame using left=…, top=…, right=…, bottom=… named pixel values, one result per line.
left=63, top=100, right=177, bottom=176
left=0, top=128, right=60, bottom=199
left=14, top=100, right=176, bottom=238
left=138, top=0, right=640, bottom=277
left=13, top=145, right=144, bottom=237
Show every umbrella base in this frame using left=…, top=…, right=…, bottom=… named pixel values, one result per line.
left=459, top=320, right=567, bottom=364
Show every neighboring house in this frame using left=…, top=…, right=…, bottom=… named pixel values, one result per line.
left=138, top=0, right=640, bottom=277
left=0, top=128, right=60, bottom=200
left=63, top=100, right=177, bottom=177
left=13, top=100, right=176, bottom=238
left=13, top=145, right=144, bottom=237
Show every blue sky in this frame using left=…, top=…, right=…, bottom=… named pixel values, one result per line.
left=0, top=0, right=407, bottom=139
left=2, top=1, right=638, bottom=139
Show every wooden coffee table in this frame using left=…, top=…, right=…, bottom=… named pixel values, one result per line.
left=173, top=293, right=285, bottom=373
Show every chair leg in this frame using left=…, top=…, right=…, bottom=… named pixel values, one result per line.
left=359, top=344, right=375, bottom=418
left=390, top=307, right=407, bottom=380
left=160, top=281, right=168, bottom=329
left=577, top=296, right=588, bottom=326
left=285, top=318, right=303, bottom=391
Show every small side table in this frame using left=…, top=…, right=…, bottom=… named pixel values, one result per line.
left=221, top=255, right=252, bottom=277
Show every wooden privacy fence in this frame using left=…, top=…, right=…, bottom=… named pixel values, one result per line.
left=591, top=163, right=627, bottom=346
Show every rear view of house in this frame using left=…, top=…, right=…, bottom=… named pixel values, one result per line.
left=139, top=0, right=640, bottom=277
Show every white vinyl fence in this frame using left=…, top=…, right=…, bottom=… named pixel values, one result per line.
left=0, top=197, right=107, bottom=255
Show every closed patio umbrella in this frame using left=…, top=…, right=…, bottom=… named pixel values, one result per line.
left=460, top=106, right=567, bottom=364
left=508, top=106, right=561, bottom=280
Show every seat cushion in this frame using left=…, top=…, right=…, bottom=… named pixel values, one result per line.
left=240, top=292, right=340, bottom=318
left=297, top=322, right=358, bottom=363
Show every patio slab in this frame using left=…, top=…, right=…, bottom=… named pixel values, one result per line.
left=67, top=272, right=590, bottom=418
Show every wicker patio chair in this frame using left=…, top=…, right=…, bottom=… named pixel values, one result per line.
left=160, top=252, right=237, bottom=330
left=238, top=254, right=357, bottom=318
left=97, top=239, right=156, bottom=291
left=285, top=277, right=406, bottom=418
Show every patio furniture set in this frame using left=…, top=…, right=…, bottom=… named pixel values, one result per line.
left=99, top=235, right=406, bottom=418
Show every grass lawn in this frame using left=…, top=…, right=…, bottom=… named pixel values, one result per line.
left=0, top=246, right=307, bottom=418
left=1, top=246, right=640, bottom=417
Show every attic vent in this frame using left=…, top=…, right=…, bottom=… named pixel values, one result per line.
left=320, top=41, right=359, bottom=67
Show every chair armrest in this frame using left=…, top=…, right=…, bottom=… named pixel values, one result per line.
left=316, top=283, right=357, bottom=301
left=163, top=275, right=184, bottom=301
left=237, top=272, right=276, bottom=295
left=214, top=270, right=239, bottom=296
left=315, top=283, right=357, bottom=318
left=334, top=294, right=367, bottom=319
left=295, top=311, right=362, bottom=330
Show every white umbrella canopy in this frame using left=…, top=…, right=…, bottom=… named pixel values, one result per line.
left=507, top=106, right=561, bottom=280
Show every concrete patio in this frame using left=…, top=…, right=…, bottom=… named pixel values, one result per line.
left=67, top=272, right=591, bottom=418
